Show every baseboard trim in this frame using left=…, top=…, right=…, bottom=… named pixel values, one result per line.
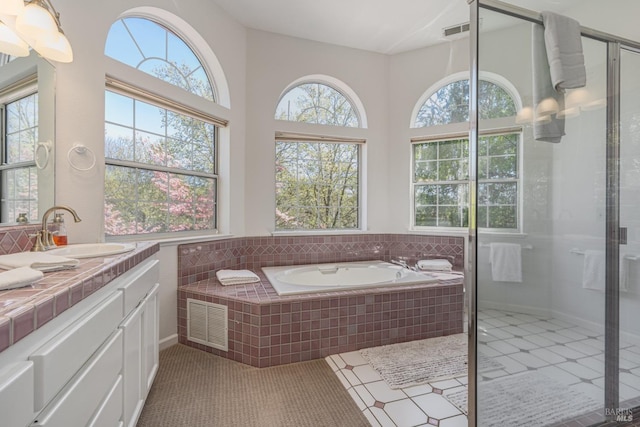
left=159, top=334, right=179, bottom=351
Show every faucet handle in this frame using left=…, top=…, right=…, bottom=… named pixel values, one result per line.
left=30, top=231, right=46, bottom=252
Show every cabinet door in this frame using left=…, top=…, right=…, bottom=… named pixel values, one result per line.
left=120, top=302, right=144, bottom=427
left=0, top=362, right=34, bottom=427
left=142, top=283, right=160, bottom=394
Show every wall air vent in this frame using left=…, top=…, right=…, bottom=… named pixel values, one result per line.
left=187, top=298, right=228, bottom=351
left=443, top=22, right=470, bottom=38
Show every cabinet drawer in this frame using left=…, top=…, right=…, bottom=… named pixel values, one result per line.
left=0, top=361, right=34, bottom=427
left=30, top=290, right=124, bottom=411
left=117, top=259, right=159, bottom=315
left=33, top=329, right=123, bottom=427
left=88, top=374, right=123, bottom=427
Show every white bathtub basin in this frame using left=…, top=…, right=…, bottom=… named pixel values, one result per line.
left=47, top=242, right=136, bottom=259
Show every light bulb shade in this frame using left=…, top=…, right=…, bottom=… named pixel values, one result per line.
left=535, top=97, right=560, bottom=116
left=515, top=106, right=533, bottom=124
left=15, top=1, right=58, bottom=40
left=0, top=21, right=29, bottom=57
left=33, top=29, right=72, bottom=62
left=0, top=0, right=25, bottom=16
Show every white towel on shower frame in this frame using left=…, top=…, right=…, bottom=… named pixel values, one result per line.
left=489, top=243, right=522, bottom=283
left=582, top=250, right=605, bottom=291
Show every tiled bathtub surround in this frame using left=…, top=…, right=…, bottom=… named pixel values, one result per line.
left=0, top=241, right=159, bottom=353
left=178, top=234, right=464, bottom=286
left=177, top=234, right=465, bottom=368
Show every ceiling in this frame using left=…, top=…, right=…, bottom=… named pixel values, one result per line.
left=209, top=0, right=581, bottom=54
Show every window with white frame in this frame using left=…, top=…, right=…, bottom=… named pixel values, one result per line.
left=275, top=80, right=364, bottom=230
left=412, top=77, right=520, bottom=231
left=0, top=81, right=38, bottom=222
left=104, top=16, right=224, bottom=236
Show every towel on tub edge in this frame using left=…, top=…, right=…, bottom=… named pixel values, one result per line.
left=215, top=269, right=260, bottom=286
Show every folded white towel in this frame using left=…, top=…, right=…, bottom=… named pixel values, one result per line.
left=0, top=252, right=79, bottom=272
left=541, top=11, right=586, bottom=92
left=489, top=243, right=522, bottom=283
left=417, top=259, right=452, bottom=272
left=582, top=250, right=605, bottom=291
left=0, top=267, right=44, bottom=290
left=532, top=23, right=565, bottom=143
left=215, top=269, right=260, bottom=286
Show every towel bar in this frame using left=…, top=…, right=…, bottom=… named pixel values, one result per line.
left=570, top=248, right=639, bottom=261
left=479, top=243, right=533, bottom=249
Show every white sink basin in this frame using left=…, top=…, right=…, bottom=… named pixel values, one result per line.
left=47, top=243, right=136, bottom=259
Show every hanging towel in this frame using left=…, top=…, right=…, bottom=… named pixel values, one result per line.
left=540, top=11, right=586, bottom=92
left=620, top=256, right=630, bottom=292
left=532, top=23, right=565, bottom=143
left=582, top=250, right=605, bottom=291
left=489, top=243, right=522, bottom=283
left=0, top=252, right=79, bottom=272
left=416, top=259, right=452, bottom=272
left=215, top=269, right=260, bottom=286
left=0, top=267, right=44, bottom=291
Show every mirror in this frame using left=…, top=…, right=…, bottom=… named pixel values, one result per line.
left=0, top=51, right=55, bottom=225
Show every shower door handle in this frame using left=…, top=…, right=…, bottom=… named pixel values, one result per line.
left=620, top=227, right=627, bottom=245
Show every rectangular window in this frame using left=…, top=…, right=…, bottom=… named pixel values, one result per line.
left=275, top=139, right=360, bottom=230
left=1, top=92, right=39, bottom=222
left=104, top=90, right=217, bottom=236
left=412, top=133, right=520, bottom=230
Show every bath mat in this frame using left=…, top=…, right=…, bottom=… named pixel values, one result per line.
left=444, top=372, right=600, bottom=426
left=359, top=334, right=502, bottom=389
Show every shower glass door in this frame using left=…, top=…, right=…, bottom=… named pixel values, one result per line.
left=618, top=46, right=640, bottom=418
left=469, top=1, right=634, bottom=425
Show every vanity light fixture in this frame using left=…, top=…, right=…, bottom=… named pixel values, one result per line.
left=0, top=0, right=73, bottom=63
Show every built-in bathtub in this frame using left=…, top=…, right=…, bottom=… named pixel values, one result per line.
left=262, top=261, right=439, bottom=295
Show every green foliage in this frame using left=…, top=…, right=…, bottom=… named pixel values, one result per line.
left=275, top=83, right=359, bottom=127
left=275, top=142, right=359, bottom=230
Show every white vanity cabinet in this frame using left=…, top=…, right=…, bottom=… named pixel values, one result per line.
left=0, top=255, right=159, bottom=427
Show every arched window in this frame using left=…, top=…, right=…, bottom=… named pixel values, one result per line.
left=104, top=15, right=225, bottom=237
left=412, top=75, right=521, bottom=231
left=414, top=79, right=517, bottom=127
left=105, top=17, right=214, bottom=101
left=274, top=78, right=365, bottom=231
left=275, top=82, right=359, bottom=127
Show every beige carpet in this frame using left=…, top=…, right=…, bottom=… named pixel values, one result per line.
left=137, top=344, right=369, bottom=427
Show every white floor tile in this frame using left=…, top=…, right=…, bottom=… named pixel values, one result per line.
left=412, top=393, right=463, bottom=419
left=327, top=354, right=346, bottom=369
left=334, top=370, right=351, bottom=389
left=557, top=361, right=601, bottom=380
left=547, top=318, right=574, bottom=328
left=511, top=313, right=543, bottom=324
left=325, top=356, right=339, bottom=372
left=538, top=331, right=573, bottom=344
left=547, top=344, right=587, bottom=359
left=439, top=414, right=469, bottom=427
left=364, top=380, right=407, bottom=403
left=487, top=340, right=520, bottom=355
left=456, top=376, right=468, bottom=385
left=384, top=399, right=429, bottom=427
left=569, top=382, right=603, bottom=403
left=580, top=338, right=605, bottom=351
left=504, top=337, right=540, bottom=351
left=362, top=409, right=382, bottom=427
left=531, top=320, right=564, bottom=331
left=555, top=328, right=589, bottom=341
left=565, top=340, right=602, bottom=356
left=353, top=384, right=376, bottom=407
left=493, top=355, right=527, bottom=374
left=402, top=383, right=433, bottom=397
left=342, top=368, right=363, bottom=387
left=480, top=369, right=509, bottom=380
left=538, top=365, right=582, bottom=386
left=352, top=364, right=383, bottom=383
left=477, top=345, right=501, bottom=358
left=347, top=387, right=367, bottom=410
left=508, top=351, right=548, bottom=369
left=517, top=323, right=547, bottom=334
left=620, top=372, right=640, bottom=392
left=430, top=379, right=462, bottom=390
left=529, top=348, right=567, bottom=365
left=485, top=328, right=515, bottom=340
left=567, top=326, right=601, bottom=338
left=369, top=406, right=396, bottom=427
left=501, top=325, right=534, bottom=337
left=340, top=350, right=368, bottom=367
left=483, top=317, right=510, bottom=328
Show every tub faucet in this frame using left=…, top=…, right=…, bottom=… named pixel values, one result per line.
left=391, top=258, right=417, bottom=271
left=32, top=205, right=82, bottom=251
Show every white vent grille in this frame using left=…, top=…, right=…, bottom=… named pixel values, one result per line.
left=187, top=298, right=228, bottom=351
left=443, top=22, right=470, bottom=38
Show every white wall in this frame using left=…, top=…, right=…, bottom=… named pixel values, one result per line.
left=52, top=0, right=247, bottom=345
left=244, top=29, right=390, bottom=235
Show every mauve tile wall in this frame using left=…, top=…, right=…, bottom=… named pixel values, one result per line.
left=177, top=233, right=465, bottom=367
left=179, top=283, right=464, bottom=368
left=0, top=224, right=40, bottom=255
left=178, top=234, right=464, bottom=286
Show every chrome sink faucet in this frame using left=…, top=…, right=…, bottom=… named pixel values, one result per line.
left=31, top=206, right=82, bottom=252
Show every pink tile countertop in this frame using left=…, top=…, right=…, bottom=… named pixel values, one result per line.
left=0, top=241, right=159, bottom=353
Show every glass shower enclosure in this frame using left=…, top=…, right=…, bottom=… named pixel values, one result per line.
left=468, top=1, right=640, bottom=425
